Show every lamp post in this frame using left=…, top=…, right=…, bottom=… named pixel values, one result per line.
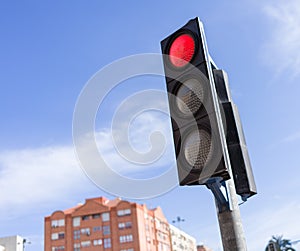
left=172, top=216, right=185, bottom=230
left=18, top=239, right=31, bottom=251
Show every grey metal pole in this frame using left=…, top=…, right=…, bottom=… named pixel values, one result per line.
left=216, top=178, right=247, bottom=251
left=200, top=20, right=249, bottom=250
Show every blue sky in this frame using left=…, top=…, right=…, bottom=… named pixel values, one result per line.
left=1, top=1, right=300, bottom=250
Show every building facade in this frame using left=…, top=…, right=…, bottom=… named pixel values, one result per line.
left=169, top=225, right=196, bottom=251
left=44, top=197, right=172, bottom=251
left=196, top=245, right=213, bottom=251
left=0, top=235, right=24, bottom=251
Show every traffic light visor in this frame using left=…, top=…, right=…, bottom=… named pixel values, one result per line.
left=169, top=33, right=195, bottom=68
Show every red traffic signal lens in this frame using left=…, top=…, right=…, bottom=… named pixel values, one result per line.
left=169, top=34, right=195, bottom=68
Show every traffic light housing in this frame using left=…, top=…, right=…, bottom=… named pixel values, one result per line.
left=160, top=18, right=230, bottom=185
left=213, top=70, right=257, bottom=199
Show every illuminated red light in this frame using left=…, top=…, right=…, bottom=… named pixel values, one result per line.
left=169, top=34, right=195, bottom=68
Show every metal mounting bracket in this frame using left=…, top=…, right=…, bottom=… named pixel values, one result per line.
left=206, top=178, right=230, bottom=213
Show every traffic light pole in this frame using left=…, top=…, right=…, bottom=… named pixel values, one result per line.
left=207, top=178, right=247, bottom=251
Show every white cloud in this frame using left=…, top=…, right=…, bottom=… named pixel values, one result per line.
left=283, top=130, right=300, bottom=143
left=0, top=145, right=89, bottom=216
left=95, top=110, right=175, bottom=179
left=88, top=88, right=176, bottom=179
left=262, top=0, right=300, bottom=78
left=185, top=200, right=300, bottom=251
left=243, top=201, right=300, bottom=250
left=0, top=109, right=176, bottom=216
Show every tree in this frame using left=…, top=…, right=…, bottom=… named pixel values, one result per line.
left=265, top=235, right=296, bottom=251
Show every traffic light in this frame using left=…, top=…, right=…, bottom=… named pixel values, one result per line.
left=213, top=70, right=257, bottom=199
left=160, top=17, right=230, bottom=185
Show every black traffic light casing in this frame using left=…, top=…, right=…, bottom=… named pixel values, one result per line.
left=161, top=18, right=230, bottom=185
left=213, top=70, right=257, bottom=199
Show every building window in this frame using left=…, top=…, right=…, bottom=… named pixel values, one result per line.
left=59, top=219, right=65, bottom=227
left=118, top=222, right=132, bottom=230
left=102, top=212, right=110, bottom=222
left=51, top=233, right=58, bottom=240
left=58, top=232, right=65, bottom=240
left=51, top=232, right=65, bottom=240
left=51, top=219, right=65, bottom=228
left=93, top=239, right=102, bottom=246
left=82, top=215, right=90, bottom=221
left=74, top=243, right=80, bottom=251
left=73, top=217, right=80, bottom=227
left=81, top=241, right=91, bottom=248
left=103, top=225, right=111, bottom=235
left=117, top=209, right=131, bottom=216
left=92, top=213, right=100, bottom=219
left=121, top=249, right=134, bottom=251
left=162, top=222, right=169, bottom=231
left=93, top=226, right=101, bottom=232
left=104, top=238, right=111, bottom=249
left=74, top=230, right=80, bottom=240
left=155, top=218, right=161, bottom=228
left=52, top=246, right=65, bottom=251
left=81, top=228, right=90, bottom=236
left=120, top=234, right=133, bottom=243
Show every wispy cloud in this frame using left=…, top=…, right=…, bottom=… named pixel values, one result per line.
left=283, top=130, right=300, bottom=143
left=262, top=0, right=300, bottom=79
left=244, top=201, right=300, bottom=250
left=0, top=110, right=175, bottom=216
left=95, top=110, right=175, bottom=179
left=190, top=201, right=300, bottom=251
left=0, top=145, right=88, bottom=216
left=94, top=89, right=176, bottom=179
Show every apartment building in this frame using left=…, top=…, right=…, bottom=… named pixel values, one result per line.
left=169, top=225, right=197, bottom=251
left=44, top=197, right=172, bottom=251
left=0, top=235, right=24, bottom=251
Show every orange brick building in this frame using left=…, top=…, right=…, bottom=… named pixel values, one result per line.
left=44, top=197, right=172, bottom=251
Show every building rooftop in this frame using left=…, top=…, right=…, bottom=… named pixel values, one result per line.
left=47, top=196, right=166, bottom=219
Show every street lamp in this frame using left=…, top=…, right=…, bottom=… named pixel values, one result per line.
left=18, top=239, right=31, bottom=251
left=172, top=216, right=185, bottom=230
